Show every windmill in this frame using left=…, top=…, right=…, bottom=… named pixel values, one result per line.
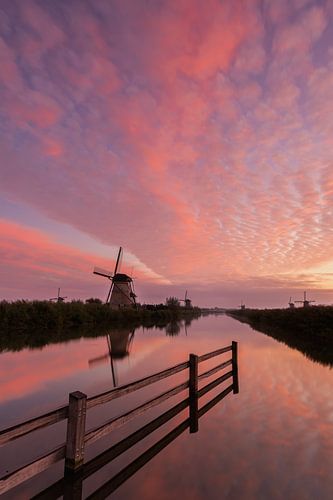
left=288, top=297, right=295, bottom=309
left=49, top=288, right=67, bottom=303
left=93, top=247, right=137, bottom=308
left=295, top=291, right=315, bottom=308
left=239, top=300, right=245, bottom=310
left=180, top=290, right=192, bottom=309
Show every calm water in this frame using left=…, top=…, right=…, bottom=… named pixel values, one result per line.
left=0, top=315, right=332, bottom=499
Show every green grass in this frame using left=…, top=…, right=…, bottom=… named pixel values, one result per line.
left=0, top=300, right=201, bottom=352
left=227, top=306, right=333, bottom=366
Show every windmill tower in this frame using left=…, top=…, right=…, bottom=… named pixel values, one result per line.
left=180, top=290, right=192, bottom=309
left=239, top=300, right=245, bottom=310
left=288, top=297, right=295, bottom=309
left=295, top=291, right=315, bottom=308
left=49, top=288, right=67, bottom=303
left=93, top=247, right=137, bottom=309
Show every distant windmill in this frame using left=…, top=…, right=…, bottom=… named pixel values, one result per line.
left=288, top=297, right=295, bottom=309
left=49, top=288, right=67, bottom=303
left=295, top=291, right=315, bottom=308
left=180, top=290, right=192, bottom=309
left=93, top=247, right=137, bottom=308
left=239, top=300, right=245, bottom=310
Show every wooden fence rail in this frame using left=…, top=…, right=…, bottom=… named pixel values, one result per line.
left=0, top=341, right=238, bottom=497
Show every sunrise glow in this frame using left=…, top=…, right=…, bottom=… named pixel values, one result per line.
left=1, top=0, right=333, bottom=307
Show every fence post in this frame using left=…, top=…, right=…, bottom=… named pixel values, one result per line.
left=64, top=470, right=83, bottom=500
left=65, top=391, right=87, bottom=472
left=232, top=341, right=239, bottom=394
left=189, top=354, right=199, bottom=433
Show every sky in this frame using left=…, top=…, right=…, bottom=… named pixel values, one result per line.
left=0, top=0, right=333, bottom=307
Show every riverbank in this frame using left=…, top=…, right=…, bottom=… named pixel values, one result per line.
left=227, top=306, right=333, bottom=366
left=0, top=300, right=201, bottom=352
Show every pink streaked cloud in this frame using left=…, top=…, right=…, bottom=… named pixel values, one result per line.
left=0, top=0, right=333, bottom=306
left=0, top=219, right=168, bottom=300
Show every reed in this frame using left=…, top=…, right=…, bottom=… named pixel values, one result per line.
left=227, top=306, right=333, bottom=366
left=0, top=300, right=201, bottom=352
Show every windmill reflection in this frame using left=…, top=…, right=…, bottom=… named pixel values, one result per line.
left=89, top=317, right=197, bottom=384
left=184, top=317, right=192, bottom=336
left=89, top=329, right=135, bottom=387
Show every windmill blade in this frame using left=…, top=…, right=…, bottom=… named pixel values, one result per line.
left=113, top=247, right=123, bottom=276
left=106, top=335, right=118, bottom=387
left=127, top=330, right=135, bottom=352
left=110, top=355, right=118, bottom=388
left=93, top=266, right=113, bottom=279
left=106, top=281, right=114, bottom=303
left=88, top=352, right=110, bottom=367
left=130, top=281, right=137, bottom=303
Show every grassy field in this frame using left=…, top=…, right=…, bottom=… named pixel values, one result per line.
left=0, top=300, right=201, bottom=352
left=227, top=306, right=333, bottom=366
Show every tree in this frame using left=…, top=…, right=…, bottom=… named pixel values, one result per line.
left=165, top=296, right=180, bottom=308
left=85, top=298, right=102, bottom=304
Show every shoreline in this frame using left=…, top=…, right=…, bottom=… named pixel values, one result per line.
left=0, top=300, right=201, bottom=352
left=227, top=306, right=333, bottom=367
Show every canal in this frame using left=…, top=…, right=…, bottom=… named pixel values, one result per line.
left=0, top=314, right=332, bottom=499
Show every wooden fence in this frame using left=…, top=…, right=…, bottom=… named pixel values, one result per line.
left=0, top=341, right=239, bottom=497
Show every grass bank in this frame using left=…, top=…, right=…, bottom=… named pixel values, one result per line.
left=0, top=300, right=201, bottom=352
left=227, top=306, right=333, bottom=366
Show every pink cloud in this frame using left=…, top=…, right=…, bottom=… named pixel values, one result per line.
left=233, top=43, right=266, bottom=74
left=274, top=5, right=327, bottom=54
left=17, top=0, right=65, bottom=65
left=6, top=92, right=62, bottom=128
left=0, top=38, right=23, bottom=89
left=42, top=137, right=64, bottom=157
left=1, top=1, right=333, bottom=304
left=0, top=219, right=171, bottom=300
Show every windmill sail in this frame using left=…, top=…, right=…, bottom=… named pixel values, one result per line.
left=93, top=266, right=113, bottom=279
left=113, top=247, right=123, bottom=275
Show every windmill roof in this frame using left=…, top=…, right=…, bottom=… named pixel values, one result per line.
left=113, top=273, right=132, bottom=282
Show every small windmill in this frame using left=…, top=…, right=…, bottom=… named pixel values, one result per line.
left=93, top=247, right=137, bottom=308
left=180, top=290, right=192, bottom=309
left=295, top=291, right=315, bottom=308
left=49, top=288, right=67, bottom=303
left=239, top=300, right=246, bottom=310
left=288, top=297, right=295, bottom=309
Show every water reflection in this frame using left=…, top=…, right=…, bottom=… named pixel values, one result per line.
left=1, top=315, right=332, bottom=499
left=33, top=368, right=236, bottom=499
left=165, top=321, right=181, bottom=336
left=89, top=329, right=135, bottom=387
left=88, top=318, right=196, bottom=386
